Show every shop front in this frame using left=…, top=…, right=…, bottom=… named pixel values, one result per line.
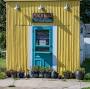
left=5, top=0, right=80, bottom=74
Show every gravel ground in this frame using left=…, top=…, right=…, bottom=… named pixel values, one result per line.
left=0, top=78, right=90, bottom=89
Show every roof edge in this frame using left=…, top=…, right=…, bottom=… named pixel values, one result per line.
left=4, top=0, right=80, bottom=2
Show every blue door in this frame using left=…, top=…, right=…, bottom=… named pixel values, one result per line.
left=32, top=26, right=53, bottom=67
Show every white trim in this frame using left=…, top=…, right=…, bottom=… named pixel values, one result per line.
left=28, top=26, right=57, bottom=71
left=52, top=26, right=57, bottom=71
left=28, top=26, right=32, bottom=70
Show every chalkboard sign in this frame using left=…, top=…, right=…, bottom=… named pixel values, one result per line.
left=32, top=13, right=53, bottom=23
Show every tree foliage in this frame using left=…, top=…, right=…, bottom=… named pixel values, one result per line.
left=0, top=0, right=6, bottom=50
left=80, top=0, right=90, bottom=23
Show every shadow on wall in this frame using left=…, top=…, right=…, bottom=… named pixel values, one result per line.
left=54, top=14, right=72, bottom=35
left=52, top=55, right=66, bottom=74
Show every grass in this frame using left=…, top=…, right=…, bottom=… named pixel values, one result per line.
left=82, top=87, right=90, bottom=89
left=0, top=58, right=6, bottom=68
left=82, top=80, right=90, bottom=82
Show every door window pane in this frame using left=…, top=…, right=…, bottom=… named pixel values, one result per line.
left=35, top=30, right=49, bottom=45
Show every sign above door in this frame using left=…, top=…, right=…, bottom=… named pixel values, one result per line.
left=32, top=13, right=53, bottom=23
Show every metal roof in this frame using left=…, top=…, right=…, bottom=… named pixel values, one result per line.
left=4, top=0, right=80, bottom=2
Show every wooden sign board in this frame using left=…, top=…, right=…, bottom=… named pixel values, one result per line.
left=32, top=13, right=53, bottom=23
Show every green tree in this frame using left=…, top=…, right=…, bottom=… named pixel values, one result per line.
left=80, top=0, right=90, bottom=23
left=0, top=0, right=6, bottom=51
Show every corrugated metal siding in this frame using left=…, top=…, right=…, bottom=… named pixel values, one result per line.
left=6, top=1, right=80, bottom=73
left=57, top=1, right=80, bottom=74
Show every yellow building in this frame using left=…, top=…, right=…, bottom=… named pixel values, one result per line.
left=5, top=0, right=80, bottom=74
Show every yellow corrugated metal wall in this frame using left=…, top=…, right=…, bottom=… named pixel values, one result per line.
left=6, top=1, right=80, bottom=74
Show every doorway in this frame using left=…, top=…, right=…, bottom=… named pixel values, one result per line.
left=32, top=26, right=53, bottom=67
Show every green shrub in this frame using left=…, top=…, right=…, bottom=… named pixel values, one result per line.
left=39, top=67, right=45, bottom=72
left=0, top=72, right=6, bottom=79
left=32, top=66, right=40, bottom=72
left=84, top=73, right=90, bottom=80
left=81, top=59, right=90, bottom=73
left=44, top=67, right=52, bottom=72
left=0, top=67, right=6, bottom=72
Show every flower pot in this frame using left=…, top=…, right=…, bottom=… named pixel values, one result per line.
left=51, top=71, right=58, bottom=78
left=63, top=72, right=70, bottom=79
left=31, top=71, right=39, bottom=78
left=11, top=71, right=18, bottom=78
left=75, top=71, right=84, bottom=80
left=18, top=72, right=24, bottom=78
left=70, top=73, right=75, bottom=79
left=26, top=73, right=30, bottom=78
left=63, top=71, right=72, bottom=79
left=39, top=72, right=44, bottom=78
left=44, top=72, right=51, bottom=78
left=58, top=75, right=62, bottom=79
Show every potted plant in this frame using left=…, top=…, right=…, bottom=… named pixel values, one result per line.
left=63, top=70, right=72, bottom=79
left=44, top=67, right=52, bottom=78
left=31, top=66, right=39, bottom=78
left=75, top=68, right=85, bottom=80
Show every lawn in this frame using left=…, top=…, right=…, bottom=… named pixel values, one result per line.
left=0, top=58, right=6, bottom=68
left=82, top=87, right=90, bottom=89
left=83, top=80, right=90, bottom=82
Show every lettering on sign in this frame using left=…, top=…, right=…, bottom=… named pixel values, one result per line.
left=32, top=13, right=53, bottom=23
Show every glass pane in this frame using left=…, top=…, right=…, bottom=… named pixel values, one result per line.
left=35, top=30, right=49, bottom=45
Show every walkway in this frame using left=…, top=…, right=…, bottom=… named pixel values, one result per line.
left=0, top=78, right=90, bottom=89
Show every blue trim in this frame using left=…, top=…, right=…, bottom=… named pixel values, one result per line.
left=32, top=26, right=53, bottom=67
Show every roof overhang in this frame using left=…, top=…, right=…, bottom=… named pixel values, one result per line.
left=4, top=0, right=80, bottom=2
